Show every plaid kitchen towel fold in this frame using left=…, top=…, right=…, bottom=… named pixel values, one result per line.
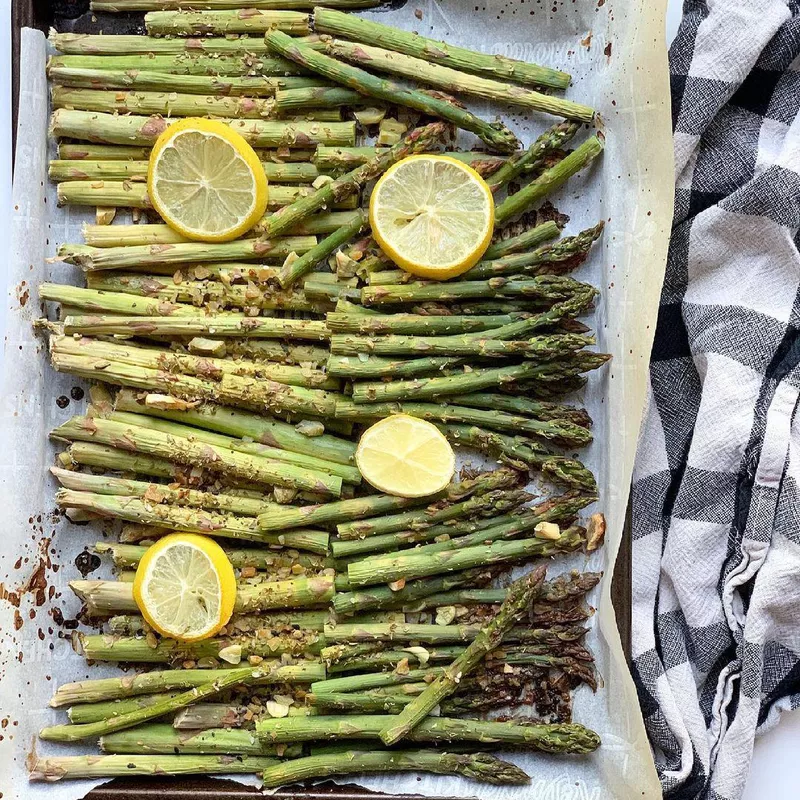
left=631, top=1, right=800, bottom=799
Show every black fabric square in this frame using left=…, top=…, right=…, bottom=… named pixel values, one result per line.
left=729, top=68, right=784, bottom=116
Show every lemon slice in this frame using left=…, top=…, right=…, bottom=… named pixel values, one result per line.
left=148, top=118, right=268, bottom=243
left=356, top=414, right=456, bottom=498
left=133, top=533, right=236, bottom=642
left=369, top=154, right=494, bottom=280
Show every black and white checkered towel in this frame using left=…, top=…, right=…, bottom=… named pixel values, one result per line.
left=631, top=1, right=800, bottom=798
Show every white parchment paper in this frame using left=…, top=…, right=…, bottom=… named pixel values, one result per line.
left=0, top=1, right=673, bottom=796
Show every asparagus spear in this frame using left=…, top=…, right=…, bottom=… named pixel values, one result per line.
left=314, top=145, right=508, bottom=176
left=262, top=749, right=530, bottom=787
left=361, top=274, right=591, bottom=306
left=57, top=488, right=330, bottom=551
left=257, top=121, right=448, bottom=240
left=50, top=334, right=338, bottom=391
left=256, top=714, right=601, bottom=753
left=39, top=666, right=268, bottom=741
left=76, top=630, right=322, bottom=663
left=56, top=236, right=321, bottom=271
left=56, top=180, right=359, bottom=211
left=345, top=532, right=588, bottom=587
left=49, top=67, right=320, bottom=97
left=51, top=467, right=282, bottom=516
left=330, top=513, right=519, bottom=559
left=333, top=400, right=592, bottom=447
left=51, top=415, right=343, bottom=496
left=451, top=393, right=592, bottom=426
left=325, top=39, right=593, bottom=122
left=114, top=391, right=356, bottom=465
left=335, top=488, right=532, bottom=540
left=50, top=86, right=344, bottom=121
left=59, top=142, right=153, bottom=159
left=460, top=223, right=606, bottom=281
left=380, top=566, right=546, bottom=744
left=145, top=10, right=311, bottom=36
left=257, top=468, right=520, bottom=531
left=332, top=568, right=496, bottom=616
left=330, top=331, right=592, bottom=359
left=487, top=121, right=580, bottom=192
left=278, top=210, right=366, bottom=288
left=62, top=314, right=329, bottom=341
left=71, top=575, right=336, bottom=616
left=94, top=0, right=380, bottom=8
left=325, top=311, right=527, bottom=335
left=495, top=136, right=605, bottom=226
left=49, top=109, right=356, bottom=147
left=442, top=423, right=597, bottom=492
left=29, top=754, right=280, bottom=781
left=49, top=32, right=281, bottom=55
left=313, top=8, right=571, bottom=90
left=265, top=31, right=519, bottom=153
left=483, top=221, right=562, bottom=260
left=50, top=158, right=326, bottom=184
left=274, top=85, right=363, bottom=111
left=348, top=352, right=610, bottom=405
left=51, top=664, right=322, bottom=707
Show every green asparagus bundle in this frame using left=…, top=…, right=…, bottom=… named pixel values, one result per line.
left=265, top=31, right=520, bottom=153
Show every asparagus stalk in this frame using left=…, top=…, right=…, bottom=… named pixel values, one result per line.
left=361, top=274, right=590, bottom=307
left=211, top=339, right=330, bottom=367
left=57, top=488, right=331, bottom=551
left=487, top=121, right=580, bottom=191
left=330, top=331, right=592, bottom=359
left=39, top=666, right=268, bottom=741
left=56, top=180, right=359, bottom=211
left=50, top=158, right=326, bottom=184
left=261, top=749, right=530, bottom=787
left=451, top=393, right=592, bottom=427
left=81, top=213, right=359, bottom=248
left=67, top=692, right=182, bottom=723
left=257, top=121, right=448, bottom=240
left=314, top=8, right=570, bottom=89
left=335, top=488, right=532, bottom=540
left=311, top=668, right=444, bottom=694
left=265, top=31, right=519, bottom=153
left=52, top=467, right=281, bottom=516
left=278, top=209, right=366, bottom=288
left=51, top=415, right=343, bottom=496
left=314, top=145, right=508, bottom=176
left=332, top=568, right=495, bottom=615
left=93, top=0, right=380, bottom=8
left=50, top=334, right=338, bottom=391
left=256, top=714, right=601, bottom=753
left=442, top=423, right=597, bottom=492
left=72, top=575, right=336, bottom=616
left=51, top=664, right=322, bottom=707
left=62, top=315, right=329, bottom=341
left=333, top=400, right=592, bottom=447
left=381, top=566, right=546, bottom=743
left=56, top=237, right=321, bottom=272
left=50, top=86, right=343, bottom=121
left=29, top=754, right=280, bottom=781
left=330, top=513, right=518, bottom=559
left=460, top=223, right=605, bottom=281
left=274, top=85, right=363, bottom=111
left=495, top=136, right=605, bottom=226
left=39, top=283, right=209, bottom=317
left=48, top=51, right=309, bottom=77
left=483, top=221, right=562, bottom=260
left=308, top=691, right=510, bottom=714
left=50, top=109, right=356, bottom=147
left=77, top=630, right=322, bottom=663
left=59, top=142, right=152, bottom=159
left=114, top=391, right=356, bottom=465
left=257, top=468, right=520, bottom=531
left=325, top=311, right=528, bottom=335
left=145, top=10, right=311, bottom=36
left=325, top=39, right=593, bottom=122
left=348, top=352, right=610, bottom=405
left=345, top=531, right=587, bottom=587
left=49, top=32, right=281, bottom=55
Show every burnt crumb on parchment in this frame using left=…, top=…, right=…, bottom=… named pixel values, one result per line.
left=55, top=395, right=69, bottom=409
left=74, top=550, right=101, bottom=577
left=70, top=386, right=85, bottom=401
